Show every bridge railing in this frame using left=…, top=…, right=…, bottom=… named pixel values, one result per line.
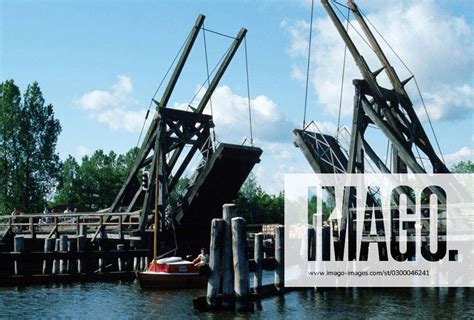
left=0, top=211, right=141, bottom=238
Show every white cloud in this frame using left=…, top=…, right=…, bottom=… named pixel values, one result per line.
left=174, top=85, right=296, bottom=143
left=417, top=85, right=474, bottom=121
left=112, top=75, right=133, bottom=98
left=283, top=19, right=310, bottom=58
left=254, top=163, right=310, bottom=195
left=77, top=146, right=91, bottom=158
left=75, top=75, right=148, bottom=132
left=259, top=141, right=294, bottom=161
left=304, top=120, right=338, bottom=135
left=291, top=64, right=306, bottom=82
left=445, top=146, right=474, bottom=165
left=283, top=1, right=474, bottom=122
left=173, top=84, right=306, bottom=193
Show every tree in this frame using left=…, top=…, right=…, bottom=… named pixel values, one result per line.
left=52, top=147, right=139, bottom=210
left=235, top=174, right=284, bottom=224
left=308, top=194, right=334, bottom=223
left=17, top=82, right=61, bottom=212
left=0, top=80, right=61, bottom=213
left=0, top=80, right=21, bottom=213
left=451, top=160, right=474, bottom=173
left=52, top=155, right=81, bottom=206
left=168, top=176, right=190, bottom=208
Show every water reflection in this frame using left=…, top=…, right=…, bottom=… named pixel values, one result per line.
left=0, top=281, right=472, bottom=319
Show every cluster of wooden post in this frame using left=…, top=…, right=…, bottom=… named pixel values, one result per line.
left=206, top=204, right=285, bottom=312
left=12, top=226, right=147, bottom=276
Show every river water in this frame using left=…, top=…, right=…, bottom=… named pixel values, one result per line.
left=1, top=275, right=472, bottom=319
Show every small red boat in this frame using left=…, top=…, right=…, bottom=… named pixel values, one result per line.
left=136, top=257, right=207, bottom=289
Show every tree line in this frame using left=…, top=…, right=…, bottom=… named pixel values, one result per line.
left=52, top=149, right=138, bottom=210
left=1, top=80, right=473, bottom=223
left=0, top=80, right=61, bottom=213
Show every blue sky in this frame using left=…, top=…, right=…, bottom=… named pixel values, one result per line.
left=2, top=0, right=473, bottom=193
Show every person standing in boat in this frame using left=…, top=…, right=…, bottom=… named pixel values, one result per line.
left=192, top=248, right=209, bottom=267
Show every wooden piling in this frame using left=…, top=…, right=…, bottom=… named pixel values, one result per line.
left=99, top=215, right=106, bottom=239
left=59, top=235, right=69, bottom=274
left=52, top=239, right=60, bottom=274
left=68, top=239, right=76, bottom=273
left=254, top=232, right=264, bottom=293
left=322, top=226, right=330, bottom=261
left=275, top=225, right=284, bottom=291
left=117, top=244, right=125, bottom=271
left=77, top=235, right=86, bottom=273
left=42, top=238, right=55, bottom=274
left=118, top=215, right=123, bottom=241
left=232, top=217, right=251, bottom=311
left=76, top=216, right=80, bottom=235
left=133, top=257, right=138, bottom=271
left=79, top=224, right=88, bottom=237
left=29, top=217, right=35, bottom=239
left=313, top=213, right=319, bottom=261
left=222, top=204, right=235, bottom=307
left=206, top=218, right=224, bottom=309
left=98, top=245, right=105, bottom=272
left=14, top=236, right=25, bottom=275
left=54, top=217, right=59, bottom=238
left=308, top=226, right=316, bottom=261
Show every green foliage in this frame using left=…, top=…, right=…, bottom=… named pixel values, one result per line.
left=168, top=177, right=190, bottom=208
left=52, top=148, right=139, bottom=210
left=0, top=80, right=61, bottom=213
left=308, top=194, right=334, bottom=223
left=451, top=160, right=474, bottom=173
left=0, top=80, right=21, bottom=213
left=235, top=174, right=284, bottom=224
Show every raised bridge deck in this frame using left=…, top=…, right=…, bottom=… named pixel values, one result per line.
left=293, top=129, right=348, bottom=174
left=174, top=143, right=262, bottom=253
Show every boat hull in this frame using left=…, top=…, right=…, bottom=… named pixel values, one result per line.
left=136, top=271, right=207, bottom=289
